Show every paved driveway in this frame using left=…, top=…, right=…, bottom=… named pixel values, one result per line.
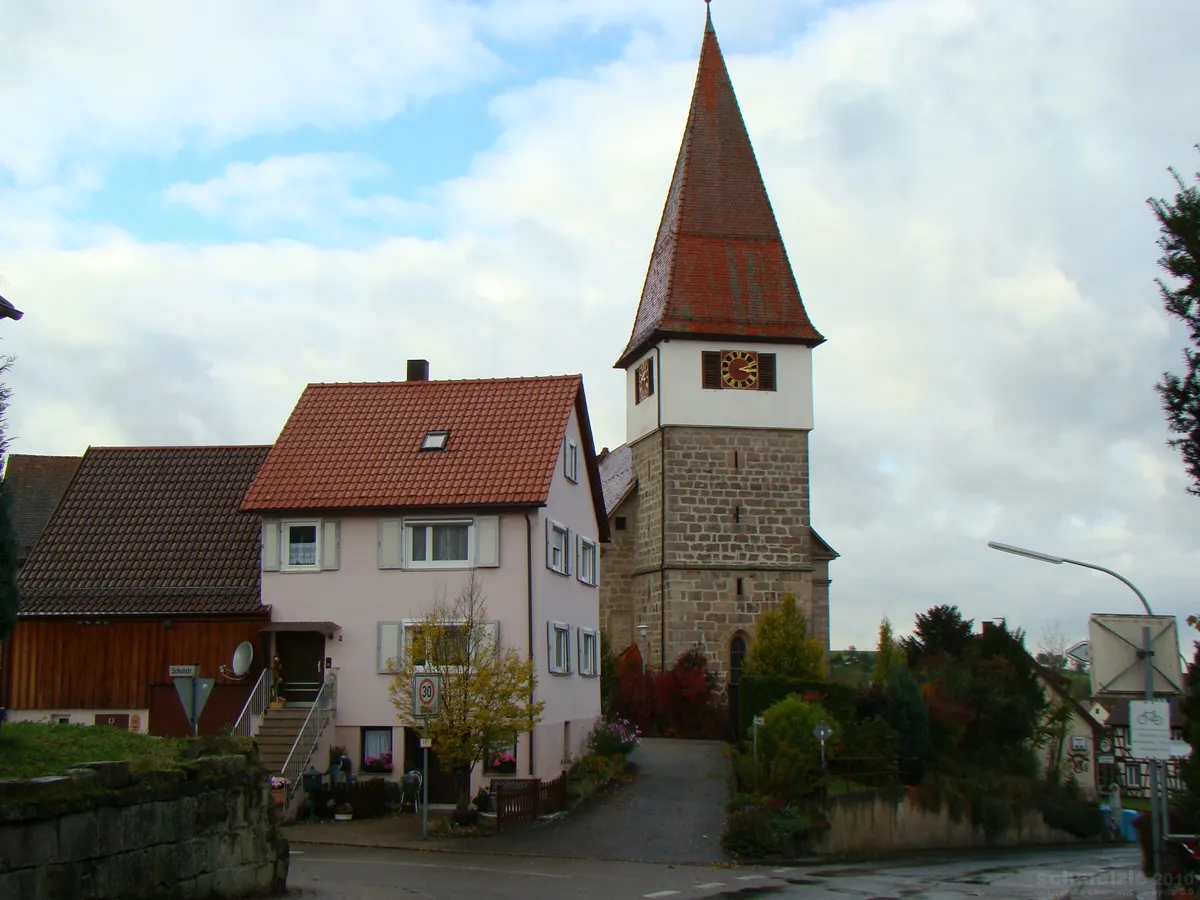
left=484, top=737, right=732, bottom=864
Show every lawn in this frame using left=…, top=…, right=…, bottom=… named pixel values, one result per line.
left=0, top=722, right=188, bottom=780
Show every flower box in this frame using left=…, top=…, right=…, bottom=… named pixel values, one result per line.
left=334, top=812, right=353, bottom=822
left=271, top=789, right=286, bottom=807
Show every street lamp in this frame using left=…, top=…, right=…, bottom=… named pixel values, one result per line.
left=636, top=624, right=649, bottom=675
left=987, top=539, right=1165, bottom=894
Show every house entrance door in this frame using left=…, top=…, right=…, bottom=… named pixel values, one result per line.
left=275, top=631, right=325, bottom=703
left=404, top=727, right=459, bottom=805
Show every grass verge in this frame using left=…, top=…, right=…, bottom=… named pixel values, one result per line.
left=0, top=722, right=188, bottom=780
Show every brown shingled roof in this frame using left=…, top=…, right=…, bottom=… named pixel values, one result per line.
left=19, top=445, right=271, bottom=616
left=3, top=454, right=82, bottom=563
left=243, top=376, right=608, bottom=532
left=616, top=8, right=824, bottom=369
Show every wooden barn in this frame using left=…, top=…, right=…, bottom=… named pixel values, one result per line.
left=1, top=445, right=272, bottom=736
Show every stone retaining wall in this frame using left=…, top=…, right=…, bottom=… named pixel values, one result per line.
left=813, top=788, right=1085, bottom=856
left=0, top=755, right=288, bottom=899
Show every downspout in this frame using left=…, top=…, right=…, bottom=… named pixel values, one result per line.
left=525, top=510, right=536, bottom=778
left=657, top=345, right=666, bottom=669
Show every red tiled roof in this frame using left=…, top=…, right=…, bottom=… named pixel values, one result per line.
left=243, top=376, right=607, bottom=526
left=616, top=9, right=824, bottom=369
left=19, top=446, right=271, bottom=616
left=2, top=454, right=82, bottom=563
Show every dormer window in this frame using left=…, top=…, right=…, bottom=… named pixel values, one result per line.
left=421, top=430, right=450, bottom=451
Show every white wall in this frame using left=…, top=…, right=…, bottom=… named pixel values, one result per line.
left=7, top=709, right=150, bottom=732
left=625, top=339, right=814, bottom=444
left=533, top=403, right=603, bottom=776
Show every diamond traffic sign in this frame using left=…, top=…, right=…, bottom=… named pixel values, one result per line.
left=1065, top=641, right=1090, bottom=666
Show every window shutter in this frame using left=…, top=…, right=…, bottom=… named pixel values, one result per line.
left=565, top=529, right=573, bottom=576
left=577, top=627, right=584, bottom=674
left=574, top=532, right=582, bottom=583
left=566, top=626, right=573, bottom=674
left=486, top=620, right=501, bottom=651
left=545, top=518, right=553, bottom=571
left=759, top=353, right=777, bottom=392
left=261, top=521, right=281, bottom=572
left=321, top=521, right=340, bottom=570
left=547, top=621, right=556, bottom=673
left=379, top=519, right=403, bottom=569
left=475, top=516, right=500, bottom=567
left=702, top=351, right=722, bottom=390
left=378, top=622, right=401, bottom=673
left=563, top=438, right=569, bottom=477
left=593, top=541, right=601, bottom=587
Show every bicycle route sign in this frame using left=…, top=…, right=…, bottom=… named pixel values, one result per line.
left=412, top=673, right=441, bottom=719
left=1130, top=699, right=1172, bottom=760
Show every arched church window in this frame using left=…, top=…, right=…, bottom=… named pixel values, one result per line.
left=730, top=634, right=747, bottom=686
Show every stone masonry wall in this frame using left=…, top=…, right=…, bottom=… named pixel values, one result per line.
left=621, top=425, right=828, bottom=682
left=0, top=755, right=288, bottom=900
left=600, top=493, right=638, bottom=653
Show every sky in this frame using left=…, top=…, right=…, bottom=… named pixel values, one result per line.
left=3, top=0, right=1199, bottom=654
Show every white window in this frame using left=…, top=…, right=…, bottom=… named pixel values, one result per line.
left=377, top=620, right=500, bottom=674
left=578, top=628, right=599, bottom=677
left=564, top=439, right=579, bottom=483
left=379, top=516, right=498, bottom=569
left=407, top=520, right=471, bottom=569
left=577, top=536, right=598, bottom=587
left=547, top=520, right=570, bottom=575
left=284, top=521, right=319, bottom=569
left=548, top=621, right=571, bottom=675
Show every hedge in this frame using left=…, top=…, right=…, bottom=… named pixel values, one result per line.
left=738, top=676, right=859, bottom=738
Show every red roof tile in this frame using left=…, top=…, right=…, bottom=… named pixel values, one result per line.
left=19, top=446, right=271, bottom=616
left=243, top=376, right=604, bottom=518
left=616, top=10, right=824, bottom=368
left=3, top=454, right=82, bottom=563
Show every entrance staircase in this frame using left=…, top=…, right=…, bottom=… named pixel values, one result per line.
left=257, top=708, right=312, bottom=776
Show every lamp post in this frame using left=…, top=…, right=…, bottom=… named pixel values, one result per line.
left=987, top=540, right=1165, bottom=896
left=636, top=624, right=649, bottom=675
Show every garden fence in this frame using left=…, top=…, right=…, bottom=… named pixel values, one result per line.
left=493, top=773, right=568, bottom=831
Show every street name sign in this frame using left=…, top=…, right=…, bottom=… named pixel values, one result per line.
left=1130, top=699, right=1172, bottom=760
left=169, top=665, right=198, bottom=677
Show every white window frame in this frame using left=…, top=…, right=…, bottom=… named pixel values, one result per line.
left=564, top=439, right=579, bottom=483
left=282, top=520, right=322, bottom=571
left=402, top=619, right=500, bottom=673
left=547, top=521, right=570, bottom=576
left=405, top=519, right=474, bottom=570
left=577, top=536, right=598, bottom=587
left=578, top=627, right=599, bottom=677
left=548, top=621, right=571, bottom=675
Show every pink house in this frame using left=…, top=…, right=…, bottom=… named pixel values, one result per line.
left=240, top=361, right=608, bottom=802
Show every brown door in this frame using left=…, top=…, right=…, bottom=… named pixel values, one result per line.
left=404, top=727, right=459, bottom=804
left=276, top=632, right=325, bottom=703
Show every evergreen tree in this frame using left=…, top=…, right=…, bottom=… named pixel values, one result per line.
left=742, top=593, right=825, bottom=680
left=902, top=604, right=975, bottom=666
left=0, top=358, right=18, bottom=641
left=1149, top=150, right=1200, bottom=496
left=885, top=665, right=930, bottom=784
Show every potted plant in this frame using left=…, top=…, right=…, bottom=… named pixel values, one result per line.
left=270, top=775, right=290, bottom=806
left=363, top=751, right=394, bottom=773
left=490, top=751, right=517, bottom=775
left=334, top=801, right=353, bottom=822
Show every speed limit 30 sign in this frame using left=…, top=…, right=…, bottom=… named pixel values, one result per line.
left=412, top=673, right=441, bottom=718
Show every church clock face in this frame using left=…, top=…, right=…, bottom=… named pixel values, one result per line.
left=720, top=350, right=759, bottom=390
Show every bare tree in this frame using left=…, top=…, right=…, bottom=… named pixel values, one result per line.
left=1036, top=620, right=1069, bottom=674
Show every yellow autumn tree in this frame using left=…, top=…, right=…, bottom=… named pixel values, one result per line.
left=742, top=593, right=826, bottom=680
left=872, top=616, right=901, bottom=685
left=388, top=572, right=544, bottom=810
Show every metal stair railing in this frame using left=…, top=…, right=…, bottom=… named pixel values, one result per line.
left=280, top=670, right=337, bottom=798
left=230, top=668, right=270, bottom=739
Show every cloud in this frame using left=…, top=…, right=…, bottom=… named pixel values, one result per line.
left=163, top=154, right=423, bottom=233
left=4, top=0, right=1200, bottom=654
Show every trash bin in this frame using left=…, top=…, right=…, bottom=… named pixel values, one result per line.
left=1120, top=808, right=1139, bottom=842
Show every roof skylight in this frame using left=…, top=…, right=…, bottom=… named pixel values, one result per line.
left=421, top=430, right=450, bottom=452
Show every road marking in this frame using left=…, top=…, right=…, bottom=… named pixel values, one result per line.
left=643, top=892, right=681, bottom=898
left=297, top=856, right=569, bottom=879
left=736, top=875, right=765, bottom=881
left=696, top=882, right=726, bottom=889
left=771, top=867, right=792, bottom=874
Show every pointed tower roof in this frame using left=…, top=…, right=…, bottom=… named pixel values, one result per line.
left=615, top=8, right=824, bottom=369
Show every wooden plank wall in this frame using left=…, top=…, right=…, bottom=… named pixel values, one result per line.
left=3, top=616, right=269, bottom=710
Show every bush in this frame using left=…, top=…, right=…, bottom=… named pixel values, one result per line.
left=739, top=676, right=858, bottom=737
left=838, top=715, right=900, bottom=759
left=586, top=716, right=642, bottom=756
left=733, top=745, right=825, bottom=804
left=760, top=695, right=840, bottom=767
left=722, top=800, right=821, bottom=859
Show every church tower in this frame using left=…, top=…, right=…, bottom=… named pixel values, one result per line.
left=600, top=6, right=837, bottom=683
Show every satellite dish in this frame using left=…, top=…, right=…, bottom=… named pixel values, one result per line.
left=231, top=642, right=254, bottom=678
